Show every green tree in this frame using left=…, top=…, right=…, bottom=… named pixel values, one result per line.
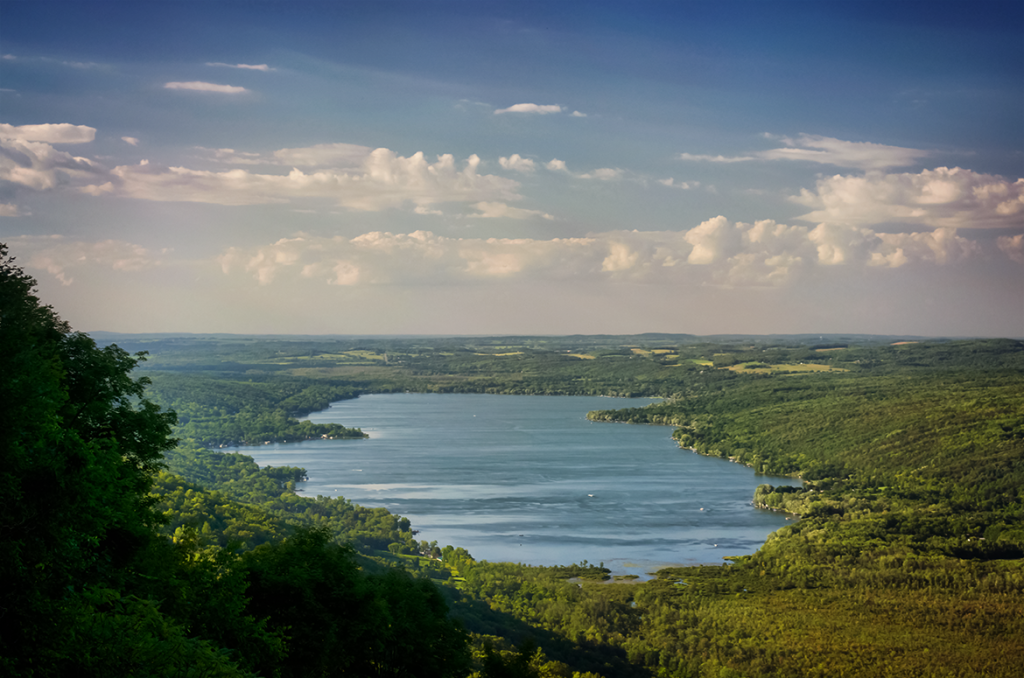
left=0, top=245, right=178, bottom=674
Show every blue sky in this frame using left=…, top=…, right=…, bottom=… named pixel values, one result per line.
left=2, top=1, right=1021, bottom=336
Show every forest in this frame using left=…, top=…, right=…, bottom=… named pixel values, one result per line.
left=3, top=243, right=1022, bottom=677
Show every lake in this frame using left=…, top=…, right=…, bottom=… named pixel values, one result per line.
left=238, top=393, right=802, bottom=577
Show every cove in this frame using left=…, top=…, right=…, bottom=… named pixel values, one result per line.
left=237, top=393, right=802, bottom=577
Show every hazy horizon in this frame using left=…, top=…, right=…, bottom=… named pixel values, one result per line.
left=2, top=1, right=1021, bottom=337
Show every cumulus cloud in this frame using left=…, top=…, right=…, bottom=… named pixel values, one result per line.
left=578, top=168, right=623, bottom=181
left=542, top=159, right=622, bottom=181
left=872, top=228, right=981, bottom=267
left=101, top=148, right=521, bottom=211
left=494, top=103, right=563, bottom=115
left=681, top=134, right=930, bottom=170
left=121, top=136, right=139, bottom=146
left=0, top=135, right=102, bottom=191
left=0, top=124, right=106, bottom=214
left=499, top=154, right=536, bottom=173
left=206, top=62, right=273, bottom=71
left=219, top=218, right=986, bottom=290
left=0, top=122, right=96, bottom=144
left=998, top=234, right=1024, bottom=264
left=0, top=127, right=522, bottom=215
left=471, top=201, right=554, bottom=220
left=164, top=81, right=249, bottom=94
left=570, top=111, right=587, bottom=117
left=8, top=235, right=164, bottom=285
left=792, top=167, right=1024, bottom=229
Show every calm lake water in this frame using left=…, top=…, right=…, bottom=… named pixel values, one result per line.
left=238, top=393, right=801, bottom=577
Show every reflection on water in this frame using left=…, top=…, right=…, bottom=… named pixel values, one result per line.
left=236, top=393, right=801, bottom=573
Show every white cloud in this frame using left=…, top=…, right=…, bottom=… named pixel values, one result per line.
left=578, top=167, right=622, bottom=181
left=679, top=152, right=756, bottom=163
left=0, top=123, right=96, bottom=144
left=872, top=228, right=981, bottom=267
left=274, top=142, right=373, bottom=168
left=0, top=202, right=24, bottom=217
left=998, top=234, right=1024, bottom=264
left=163, top=81, right=249, bottom=94
left=195, top=147, right=265, bottom=165
left=218, top=218, right=985, bottom=290
left=792, top=167, right=1024, bottom=229
left=761, top=134, right=930, bottom=170
left=206, top=62, right=273, bottom=71
left=192, top=142, right=372, bottom=168
left=807, top=223, right=981, bottom=268
left=499, top=154, right=536, bottom=173
left=0, top=136, right=102, bottom=191
left=122, top=136, right=139, bottom=146
left=102, top=148, right=521, bottom=211
left=8, top=235, right=165, bottom=285
left=681, top=134, right=930, bottom=170
left=0, top=128, right=521, bottom=215
left=494, top=103, right=563, bottom=115
left=471, top=201, right=554, bottom=220
left=543, top=159, right=624, bottom=181
left=684, top=216, right=743, bottom=265
left=659, top=178, right=700, bottom=190
left=570, top=111, right=587, bottom=117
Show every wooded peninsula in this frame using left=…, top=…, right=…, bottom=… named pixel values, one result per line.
left=4, top=246, right=1021, bottom=677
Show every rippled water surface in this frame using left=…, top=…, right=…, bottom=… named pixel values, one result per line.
left=238, top=393, right=801, bottom=576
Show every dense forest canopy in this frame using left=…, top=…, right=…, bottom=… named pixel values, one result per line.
left=3, top=241, right=1022, bottom=677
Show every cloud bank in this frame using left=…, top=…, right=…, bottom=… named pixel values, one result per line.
left=793, top=167, right=1024, bottom=229
left=216, top=218, right=998, bottom=290
left=97, top=149, right=520, bottom=210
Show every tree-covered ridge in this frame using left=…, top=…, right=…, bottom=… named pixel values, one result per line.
left=144, top=373, right=367, bottom=446
left=0, top=246, right=473, bottom=678
left=156, top=444, right=422, bottom=554
left=587, top=344, right=1024, bottom=480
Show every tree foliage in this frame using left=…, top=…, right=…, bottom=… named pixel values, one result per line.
left=1, top=245, right=178, bottom=673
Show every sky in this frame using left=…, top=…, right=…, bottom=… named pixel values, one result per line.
left=1, top=0, right=1022, bottom=337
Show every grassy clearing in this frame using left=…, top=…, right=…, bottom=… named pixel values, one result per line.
left=286, top=365, right=400, bottom=378
left=726, top=362, right=846, bottom=374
